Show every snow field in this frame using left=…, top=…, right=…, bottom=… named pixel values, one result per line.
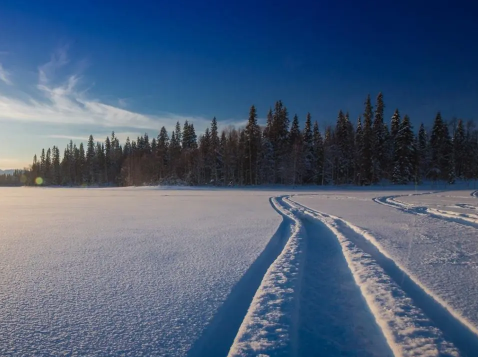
left=0, top=188, right=281, bottom=356
left=2, top=187, right=478, bottom=356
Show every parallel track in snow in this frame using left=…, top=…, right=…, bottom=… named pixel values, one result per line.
left=373, top=193, right=478, bottom=229
left=288, top=197, right=478, bottom=357
left=225, top=195, right=478, bottom=357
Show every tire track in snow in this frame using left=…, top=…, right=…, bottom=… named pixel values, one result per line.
left=227, top=197, right=306, bottom=357
left=471, top=191, right=478, bottom=199
left=229, top=197, right=393, bottom=357
left=288, top=197, right=478, bottom=357
left=374, top=193, right=478, bottom=229
left=293, top=202, right=392, bottom=357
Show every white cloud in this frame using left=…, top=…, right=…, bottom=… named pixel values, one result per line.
left=0, top=63, right=12, bottom=85
left=38, top=45, right=69, bottom=84
left=45, top=134, right=90, bottom=141
left=0, top=48, right=246, bottom=134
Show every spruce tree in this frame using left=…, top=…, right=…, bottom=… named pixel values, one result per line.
left=289, top=114, right=303, bottom=184
left=86, top=135, right=96, bottom=184
left=52, top=146, right=61, bottom=185
left=157, top=126, right=169, bottom=180
left=313, top=121, right=324, bottom=185
left=45, top=148, right=52, bottom=185
left=417, top=124, right=428, bottom=181
left=362, top=94, right=373, bottom=184
left=355, top=116, right=364, bottom=185
left=245, top=105, right=261, bottom=185
left=372, top=92, right=385, bottom=182
left=302, top=113, right=315, bottom=184
left=453, top=119, right=466, bottom=179
left=210, top=117, right=220, bottom=184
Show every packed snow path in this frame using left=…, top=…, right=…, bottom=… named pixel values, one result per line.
left=228, top=194, right=478, bottom=356
left=374, top=193, right=478, bottom=228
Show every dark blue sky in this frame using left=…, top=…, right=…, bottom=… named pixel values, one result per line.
left=0, top=0, right=477, bottom=168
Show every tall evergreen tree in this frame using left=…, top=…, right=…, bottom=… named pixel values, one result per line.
left=289, top=114, right=303, bottom=184
left=392, top=115, right=415, bottom=184
left=302, top=113, right=315, bottom=183
left=372, top=92, right=385, bottom=182
left=362, top=94, right=373, bottom=184
left=52, top=146, right=61, bottom=185
left=210, top=117, right=220, bottom=184
left=245, top=106, right=261, bottom=185
left=430, top=112, right=455, bottom=183
left=355, top=116, right=364, bottom=185
left=313, top=121, right=324, bottom=185
left=86, top=135, right=96, bottom=184
left=453, top=119, right=466, bottom=179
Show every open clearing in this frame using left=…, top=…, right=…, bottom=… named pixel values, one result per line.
left=1, top=187, right=477, bottom=356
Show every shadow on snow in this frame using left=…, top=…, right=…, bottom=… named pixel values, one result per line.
left=186, top=198, right=291, bottom=357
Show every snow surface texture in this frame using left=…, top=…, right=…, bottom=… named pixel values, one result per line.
left=2, top=187, right=478, bottom=356
left=0, top=187, right=281, bottom=356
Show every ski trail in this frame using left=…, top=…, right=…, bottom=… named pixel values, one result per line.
left=288, top=197, right=478, bottom=357
left=374, top=193, right=478, bottom=229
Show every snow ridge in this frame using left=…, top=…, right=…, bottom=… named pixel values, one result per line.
left=227, top=197, right=306, bottom=357
left=289, top=197, right=478, bottom=357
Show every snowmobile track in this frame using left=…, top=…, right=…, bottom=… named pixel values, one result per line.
left=289, top=197, right=478, bottom=357
left=374, top=193, right=478, bottom=230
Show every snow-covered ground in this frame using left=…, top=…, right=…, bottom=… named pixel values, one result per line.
left=1, top=186, right=478, bottom=356
left=0, top=187, right=281, bottom=356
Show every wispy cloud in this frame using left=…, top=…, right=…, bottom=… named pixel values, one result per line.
left=0, top=47, right=246, bottom=134
left=45, top=134, right=90, bottom=141
left=38, top=46, right=69, bottom=84
left=0, top=63, right=12, bottom=85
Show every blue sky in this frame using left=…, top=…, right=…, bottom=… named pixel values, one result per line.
left=0, top=0, right=477, bottom=169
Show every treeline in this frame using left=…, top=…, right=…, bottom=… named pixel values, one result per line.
left=0, top=171, right=24, bottom=186
left=19, top=93, right=478, bottom=187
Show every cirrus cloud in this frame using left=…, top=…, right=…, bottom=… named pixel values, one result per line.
left=0, top=47, right=247, bottom=135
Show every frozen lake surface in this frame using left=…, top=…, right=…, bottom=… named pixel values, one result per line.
left=1, top=187, right=477, bottom=356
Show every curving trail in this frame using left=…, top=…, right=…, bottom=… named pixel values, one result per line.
left=222, top=194, right=478, bottom=357
left=373, top=193, right=478, bottom=229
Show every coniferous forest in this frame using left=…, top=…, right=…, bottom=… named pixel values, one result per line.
left=5, top=93, right=478, bottom=187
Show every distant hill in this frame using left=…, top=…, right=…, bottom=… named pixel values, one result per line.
left=0, top=169, right=16, bottom=175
